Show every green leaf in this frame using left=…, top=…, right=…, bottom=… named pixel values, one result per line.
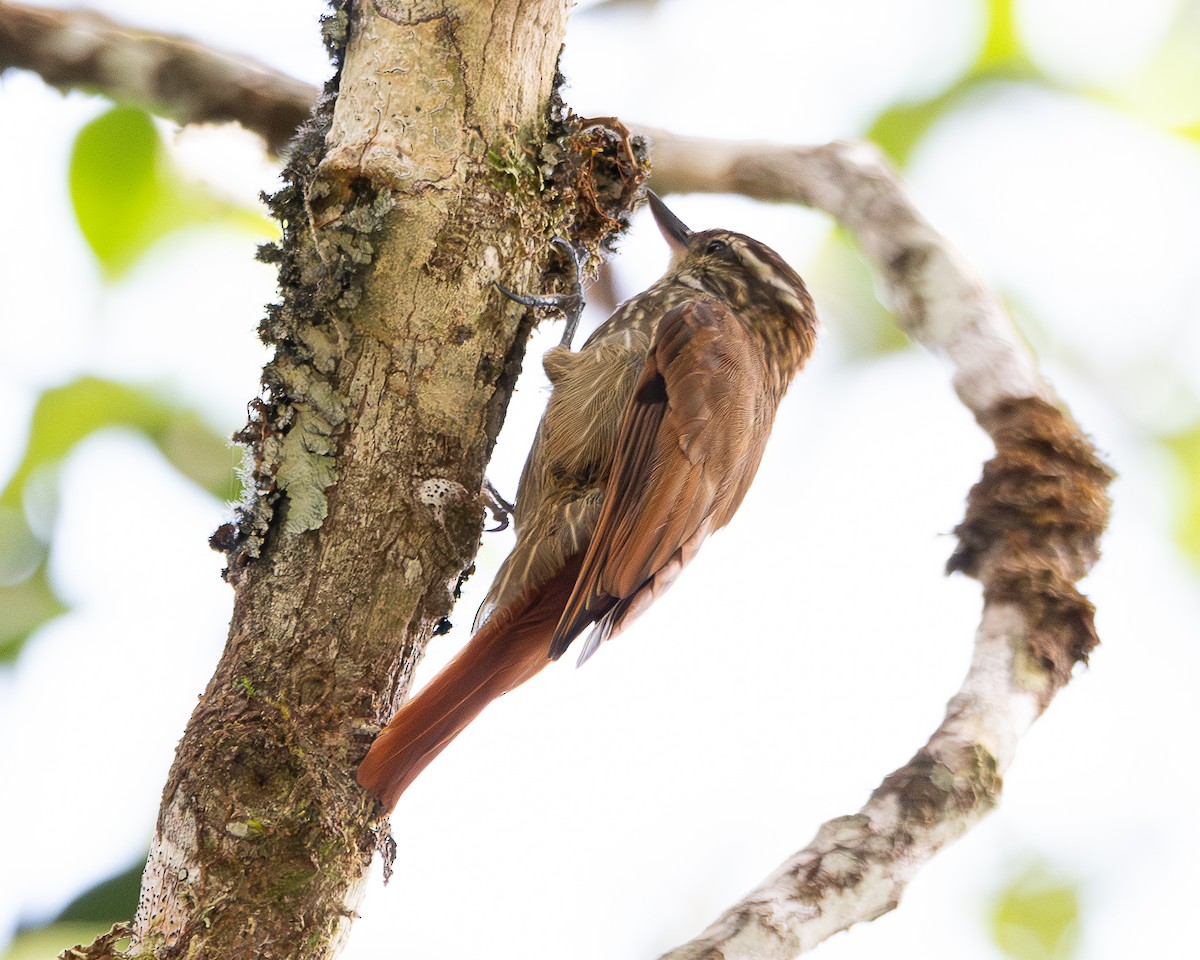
left=1163, top=421, right=1200, bottom=567
left=808, top=228, right=909, bottom=358
left=1, top=923, right=119, bottom=960
left=867, top=92, right=963, bottom=168
left=4, top=378, right=166, bottom=506
left=2, top=377, right=240, bottom=508
left=155, top=410, right=244, bottom=501
left=53, top=855, right=146, bottom=925
left=976, top=0, right=1023, bottom=71
left=866, top=0, right=1041, bottom=165
left=0, top=378, right=241, bottom=661
left=1177, top=119, right=1200, bottom=141
left=69, top=105, right=275, bottom=278
left=969, top=0, right=1041, bottom=81
left=0, top=565, right=67, bottom=663
left=988, top=864, right=1082, bottom=960
left=69, top=107, right=164, bottom=275
left=0, top=507, right=45, bottom=587
left=1116, top=10, right=1200, bottom=133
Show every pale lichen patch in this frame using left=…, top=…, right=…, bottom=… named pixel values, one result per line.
left=416, top=477, right=470, bottom=526
left=132, top=791, right=199, bottom=951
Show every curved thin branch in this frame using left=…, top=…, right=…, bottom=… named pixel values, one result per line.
left=0, top=2, right=317, bottom=153
left=643, top=129, right=1113, bottom=959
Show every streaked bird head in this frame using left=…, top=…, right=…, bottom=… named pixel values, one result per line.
left=647, top=192, right=817, bottom=350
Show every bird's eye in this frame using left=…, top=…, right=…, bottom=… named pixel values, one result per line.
left=705, top=239, right=727, bottom=255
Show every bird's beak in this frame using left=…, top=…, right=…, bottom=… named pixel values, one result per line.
left=648, top=191, right=691, bottom=254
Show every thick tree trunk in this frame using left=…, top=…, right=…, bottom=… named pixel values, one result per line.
left=98, top=2, right=639, bottom=957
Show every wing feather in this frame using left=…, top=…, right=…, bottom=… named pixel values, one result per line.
left=549, top=299, right=774, bottom=661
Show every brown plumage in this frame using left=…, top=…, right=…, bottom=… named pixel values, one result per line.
left=357, top=194, right=818, bottom=813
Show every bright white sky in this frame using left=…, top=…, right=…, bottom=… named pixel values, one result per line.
left=1, top=1, right=1198, bottom=959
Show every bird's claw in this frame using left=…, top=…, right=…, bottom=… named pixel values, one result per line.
left=495, top=237, right=587, bottom=348
left=482, top=479, right=514, bottom=532
left=494, top=284, right=580, bottom=312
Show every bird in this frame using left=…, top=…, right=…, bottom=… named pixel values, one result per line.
left=357, top=192, right=818, bottom=813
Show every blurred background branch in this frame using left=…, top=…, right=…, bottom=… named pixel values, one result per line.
left=0, top=1, right=315, bottom=153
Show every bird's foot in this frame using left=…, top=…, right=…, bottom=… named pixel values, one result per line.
left=481, top=479, right=514, bottom=532
left=495, top=237, right=587, bottom=348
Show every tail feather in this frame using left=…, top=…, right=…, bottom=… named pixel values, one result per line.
left=357, top=556, right=583, bottom=813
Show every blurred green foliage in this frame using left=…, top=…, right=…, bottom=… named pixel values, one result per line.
left=868, top=0, right=1041, bottom=165
left=3, top=378, right=236, bottom=504
left=52, top=857, right=146, bottom=926
left=0, top=101, right=276, bottom=658
left=1164, top=420, right=1200, bottom=567
left=0, top=855, right=145, bottom=960
left=988, top=863, right=1082, bottom=960
left=1112, top=2, right=1200, bottom=135
left=69, top=105, right=274, bottom=278
left=0, top=377, right=240, bottom=662
left=973, top=0, right=1024, bottom=71
left=3, top=101, right=272, bottom=659
left=0, top=566, right=66, bottom=663
left=0, top=101, right=273, bottom=656
left=809, top=228, right=908, bottom=359
left=869, top=0, right=1200, bottom=161
left=0, top=923, right=116, bottom=960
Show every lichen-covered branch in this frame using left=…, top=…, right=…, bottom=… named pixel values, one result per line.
left=0, top=1, right=317, bottom=153
left=644, top=130, right=1113, bottom=959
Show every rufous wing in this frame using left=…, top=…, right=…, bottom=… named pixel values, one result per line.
left=549, top=299, right=775, bottom=662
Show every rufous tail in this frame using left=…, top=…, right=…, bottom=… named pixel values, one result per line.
left=357, top=556, right=583, bottom=814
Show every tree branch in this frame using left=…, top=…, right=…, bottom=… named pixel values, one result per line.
left=0, top=1, right=317, bottom=152
left=642, top=130, right=1113, bottom=959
